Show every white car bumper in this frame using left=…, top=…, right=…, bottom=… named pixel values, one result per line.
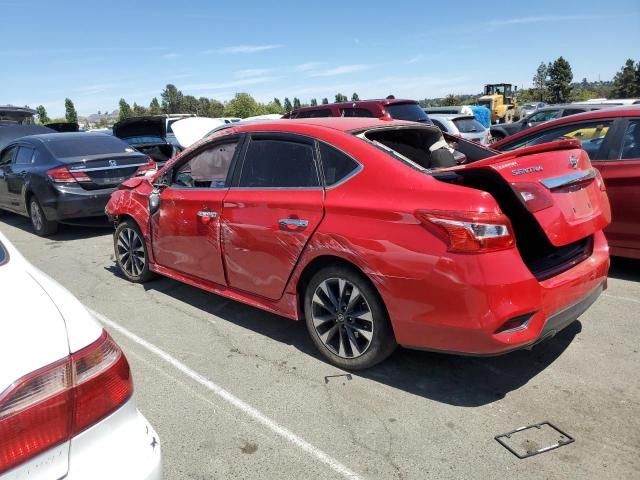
left=67, top=398, right=161, bottom=479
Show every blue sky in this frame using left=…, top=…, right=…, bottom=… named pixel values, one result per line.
left=2, top=0, right=639, bottom=116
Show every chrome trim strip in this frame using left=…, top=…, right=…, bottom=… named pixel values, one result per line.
left=540, top=169, right=596, bottom=190
left=69, top=162, right=148, bottom=172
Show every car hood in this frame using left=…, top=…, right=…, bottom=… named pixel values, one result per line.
left=170, top=117, right=226, bottom=148
left=113, top=116, right=166, bottom=140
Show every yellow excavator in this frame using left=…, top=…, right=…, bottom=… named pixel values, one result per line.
left=478, top=83, right=519, bottom=124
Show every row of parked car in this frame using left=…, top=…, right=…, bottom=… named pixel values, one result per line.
left=0, top=96, right=637, bottom=478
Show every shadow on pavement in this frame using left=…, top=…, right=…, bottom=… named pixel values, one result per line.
left=609, top=256, right=640, bottom=282
left=105, top=263, right=581, bottom=408
left=0, top=211, right=111, bottom=241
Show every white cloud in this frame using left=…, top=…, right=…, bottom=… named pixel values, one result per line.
left=162, top=53, right=181, bottom=59
left=309, top=64, right=372, bottom=77
left=203, top=44, right=283, bottom=55
left=406, top=54, right=424, bottom=64
left=293, top=62, right=326, bottom=71
left=235, top=68, right=272, bottom=78
left=486, top=14, right=610, bottom=26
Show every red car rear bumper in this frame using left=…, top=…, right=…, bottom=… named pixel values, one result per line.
left=375, top=231, right=610, bottom=355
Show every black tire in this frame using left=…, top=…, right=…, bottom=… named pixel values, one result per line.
left=114, top=219, right=155, bottom=283
left=29, top=197, right=58, bottom=237
left=304, top=265, right=397, bottom=370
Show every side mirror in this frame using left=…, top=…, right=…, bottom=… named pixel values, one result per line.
left=149, top=187, right=162, bottom=215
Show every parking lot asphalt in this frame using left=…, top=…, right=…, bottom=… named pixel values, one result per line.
left=1, top=214, right=639, bottom=480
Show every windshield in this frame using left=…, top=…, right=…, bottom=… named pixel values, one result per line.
left=478, top=99, right=492, bottom=108
left=44, top=135, right=137, bottom=159
left=386, top=104, right=431, bottom=123
left=453, top=118, right=485, bottom=133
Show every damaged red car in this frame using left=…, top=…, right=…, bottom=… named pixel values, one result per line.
left=106, top=118, right=611, bottom=370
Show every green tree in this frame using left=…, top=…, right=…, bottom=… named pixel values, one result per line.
left=334, top=93, right=348, bottom=102
left=547, top=56, right=573, bottom=103
left=264, top=101, right=284, bottom=114
left=223, top=92, right=261, bottom=118
left=612, top=59, right=639, bottom=97
left=310, top=98, right=318, bottom=106
left=283, top=97, right=293, bottom=112
left=35, top=105, right=50, bottom=124
left=133, top=102, right=147, bottom=116
left=293, top=97, right=301, bottom=109
left=208, top=99, right=224, bottom=117
left=64, top=98, right=78, bottom=124
left=532, top=62, right=548, bottom=101
left=118, top=98, right=132, bottom=121
left=321, top=97, right=329, bottom=105
left=149, top=97, right=161, bottom=114
left=273, top=98, right=282, bottom=108
left=182, top=95, right=199, bottom=114
left=160, top=84, right=184, bottom=113
left=351, top=92, right=360, bottom=101
left=443, top=94, right=461, bottom=106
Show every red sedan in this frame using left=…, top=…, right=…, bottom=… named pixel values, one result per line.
left=106, top=118, right=610, bottom=369
left=493, top=106, right=640, bottom=259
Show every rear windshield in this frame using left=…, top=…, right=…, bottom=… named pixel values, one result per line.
left=385, top=104, right=430, bottom=123
left=453, top=118, right=485, bottom=133
left=44, top=135, right=135, bottom=158
left=124, top=136, right=166, bottom=145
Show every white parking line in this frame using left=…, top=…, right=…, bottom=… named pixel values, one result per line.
left=88, top=308, right=364, bottom=480
left=603, top=293, right=640, bottom=305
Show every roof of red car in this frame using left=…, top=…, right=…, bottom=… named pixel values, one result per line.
left=493, top=105, right=640, bottom=147
left=234, top=117, right=418, bottom=133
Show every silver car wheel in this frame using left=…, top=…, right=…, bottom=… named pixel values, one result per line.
left=116, top=227, right=146, bottom=277
left=30, top=200, right=43, bottom=231
left=311, top=277, right=374, bottom=359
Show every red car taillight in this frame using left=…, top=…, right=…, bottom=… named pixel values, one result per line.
left=46, top=166, right=91, bottom=183
left=0, top=331, right=132, bottom=474
left=511, top=182, right=554, bottom=212
left=416, top=210, right=515, bottom=253
left=134, top=158, right=157, bottom=176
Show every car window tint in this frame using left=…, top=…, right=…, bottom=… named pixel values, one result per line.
left=319, top=143, right=359, bottom=186
left=294, top=109, right=332, bottom=118
left=453, top=118, right=485, bottom=133
left=173, top=141, right=237, bottom=188
left=15, top=146, right=35, bottom=165
left=239, top=139, right=318, bottom=188
left=501, top=120, right=613, bottom=160
left=340, top=108, right=375, bottom=118
left=620, top=120, right=640, bottom=160
left=386, top=104, right=430, bottom=122
left=528, top=110, right=561, bottom=123
left=45, top=135, right=134, bottom=158
left=562, top=109, right=585, bottom=117
left=0, top=146, right=17, bottom=165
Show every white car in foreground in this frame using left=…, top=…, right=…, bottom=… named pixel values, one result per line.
left=0, top=231, right=161, bottom=479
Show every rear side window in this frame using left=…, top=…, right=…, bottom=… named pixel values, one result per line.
left=44, top=135, right=134, bottom=158
left=319, top=143, right=359, bottom=186
left=15, top=146, right=35, bottom=165
left=340, top=108, right=375, bottom=118
left=0, top=146, right=17, bottom=165
left=293, top=109, right=332, bottom=119
left=452, top=118, right=485, bottom=133
left=239, top=139, right=318, bottom=188
left=528, top=110, right=561, bottom=123
left=620, top=120, right=640, bottom=160
left=431, top=120, right=447, bottom=132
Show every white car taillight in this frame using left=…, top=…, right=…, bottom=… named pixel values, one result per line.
left=0, top=331, right=132, bottom=474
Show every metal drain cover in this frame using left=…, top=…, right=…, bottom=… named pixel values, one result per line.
left=495, top=422, right=574, bottom=459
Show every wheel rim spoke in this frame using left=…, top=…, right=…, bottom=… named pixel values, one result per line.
left=311, top=277, right=373, bottom=359
left=117, top=227, right=145, bottom=277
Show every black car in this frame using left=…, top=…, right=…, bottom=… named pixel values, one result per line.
left=489, top=104, right=610, bottom=142
left=0, top=132, right=155, bottom=236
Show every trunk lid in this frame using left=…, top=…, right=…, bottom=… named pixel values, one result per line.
left=112, top=116, right=166, bottom=139
left=64, top=152, right=149, bottom=190
left=448, top=139, right=611, bottom=247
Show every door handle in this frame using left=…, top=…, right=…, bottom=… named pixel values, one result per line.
left=279, top=218, right=309, bottom=230
left=197, top=210, right=217, bottom=218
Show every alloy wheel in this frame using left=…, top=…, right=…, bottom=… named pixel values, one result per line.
left=116, top=227, right=146, bottom=277
left=30, top=201, right=43, bottom=232
left=311, top=277, right=374, bottom=359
